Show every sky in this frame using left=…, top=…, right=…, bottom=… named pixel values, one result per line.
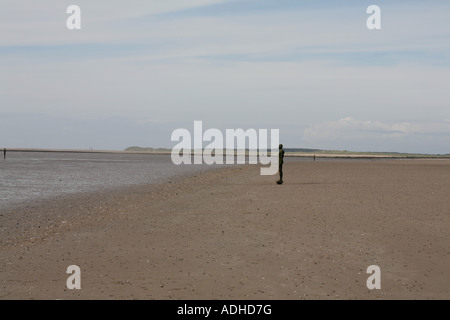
left=1, top=0, right=449, bottom=153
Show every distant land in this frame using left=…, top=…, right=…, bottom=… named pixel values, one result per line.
left=285, top=148, right=450, bottom=158
left=124, top=146, right=172, bottom=153
left=125, top=147, right=450, bottom=159
left=3, top=147, right=448, bottom=159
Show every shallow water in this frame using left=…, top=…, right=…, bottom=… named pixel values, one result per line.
left=0, top=152, right=219, bottom=210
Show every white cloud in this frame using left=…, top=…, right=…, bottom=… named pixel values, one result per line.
left=0, top=0, right=233, bottom=45
left=1, top=0, right=450, bottom=56
left=303, top=117, right=450, bottom=153
left=305, top=117, right=450, bottom=138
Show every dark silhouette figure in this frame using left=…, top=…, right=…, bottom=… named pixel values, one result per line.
left=276, top=144, right=285, bottom=184
left=313, top=154, right=316, bottom=161
left=3, top=148, right=5, bottom=160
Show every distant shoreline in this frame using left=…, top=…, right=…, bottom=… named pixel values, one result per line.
left=4, top=148, right=450, bottom=160
left=285, top=153, right=450, bottom=160
left=3, top=148, right=171, bottom=155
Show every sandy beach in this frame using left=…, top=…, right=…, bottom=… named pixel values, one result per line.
left=1, top=159, right=450, bottom=300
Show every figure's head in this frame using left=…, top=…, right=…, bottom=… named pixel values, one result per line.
left=279, top=144, right=283, bottom=149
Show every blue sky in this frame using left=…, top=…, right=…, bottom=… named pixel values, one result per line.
left=1, top=0, right=450, bottom=153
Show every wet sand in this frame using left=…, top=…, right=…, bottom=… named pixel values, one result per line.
left=1, top=160, right=450, bottom=299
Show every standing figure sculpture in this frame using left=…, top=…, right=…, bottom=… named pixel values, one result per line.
left=276, top=144, right=285, bottom=184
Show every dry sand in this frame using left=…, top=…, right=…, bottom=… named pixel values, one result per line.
left=1, top=159, right=450, bottom=299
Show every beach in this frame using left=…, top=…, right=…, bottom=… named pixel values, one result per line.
left=1, top=159, right=450, bottom=299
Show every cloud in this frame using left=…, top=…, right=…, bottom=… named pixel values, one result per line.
left=303, top=117, right=450, bottom=153
left=305, top=117, right=450, bottom=138
left=1, top=0, right=450, bottom=65
left=305, top=117, right=403, bottom=139
left=0, top=0, right=233, bottom=46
